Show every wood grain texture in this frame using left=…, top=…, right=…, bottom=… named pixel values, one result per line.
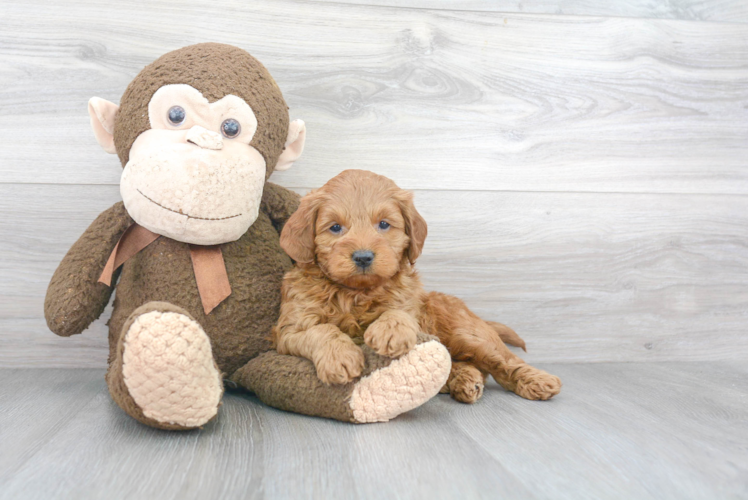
left=0, top=369, right=102, bottom=480
left=2, top=184, right=746, bottom=367
left=1, top=363, right=746, bottom=499
left=312, top=0, right=748, bottom=23
left=1, top=0, right=747, bottom=367
left=1, top=4, right=746, bottom=497
left=449, top=362, right=748, bottom=499
left=1, top=0, right=747, bottom=194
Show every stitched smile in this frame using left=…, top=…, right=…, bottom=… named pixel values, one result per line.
left=137, top=189, right=242, bottom=221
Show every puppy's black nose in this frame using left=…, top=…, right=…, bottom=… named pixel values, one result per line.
left=352, top=250, right=375, bottom=269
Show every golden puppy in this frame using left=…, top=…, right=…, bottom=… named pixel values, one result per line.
left=273, top=170, right=561, bottom=403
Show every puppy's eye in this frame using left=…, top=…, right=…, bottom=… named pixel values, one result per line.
left=378, top=220, right=390, bottom=230
left=168, top=106, right=186, bottom=125
left=330, top=224, right=342, bottom=234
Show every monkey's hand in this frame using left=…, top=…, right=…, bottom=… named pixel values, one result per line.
left=44, top=202, right=132, bottom=337
left=364, top=310, right=419, bottom=358
left=261, top=182, right=301, bottom=234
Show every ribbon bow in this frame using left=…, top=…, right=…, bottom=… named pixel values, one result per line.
left=98, top=223, right=231, bottom=315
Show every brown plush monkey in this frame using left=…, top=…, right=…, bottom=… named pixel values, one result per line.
left=44, top=43, right=450, bottom=429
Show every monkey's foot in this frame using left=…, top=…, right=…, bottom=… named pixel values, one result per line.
left=350, top=335, right=451, bottom=422
left=231, top=333, right=451, bottom=423
left=107, top=302, right=223, bottom=430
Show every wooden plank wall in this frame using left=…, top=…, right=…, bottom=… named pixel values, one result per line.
left=1, top=0, right=746, bottom=367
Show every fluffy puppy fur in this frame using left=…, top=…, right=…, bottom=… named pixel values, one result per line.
left=273, top=170, right=561, bottom=403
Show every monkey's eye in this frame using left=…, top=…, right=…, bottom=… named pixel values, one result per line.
left=221, top=118, right=241, bottom=138
left=167, top=106, right=186, bottom=125
left=378, top=220, right=390, bottom=230
left=329, top=224, right=342, bottom=234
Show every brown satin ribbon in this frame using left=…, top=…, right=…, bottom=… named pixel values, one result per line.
left=189, top=244, right=232, bottom=315
left=98, top=223, right=232, bottom=315
left=98, top=224, right=160, bottom=286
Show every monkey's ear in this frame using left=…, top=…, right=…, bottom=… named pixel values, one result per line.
left=88, top=97, right=119, bottom=154
left=396, top=190, right=428, bottom=264
left=275, top=119, right=306, bottom=171
left=279, top=189, right=321, bottom=264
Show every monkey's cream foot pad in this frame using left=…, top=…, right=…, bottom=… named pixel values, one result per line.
left=122, top=310, right=223, bottom=428
left=350, top=339, right=451, bottom=423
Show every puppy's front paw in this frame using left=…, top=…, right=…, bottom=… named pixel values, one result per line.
left=513, top=366, right=562, bottom=401
left=364, top=312, right=418, bottom=358
left=314, top=342, right=365, bottom=385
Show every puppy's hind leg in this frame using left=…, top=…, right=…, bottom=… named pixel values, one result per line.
left=422, top=292, right=561, bottom=401
left=470, top=329, right=561, bottom=401
left=440, top=362, right=487, bottom=404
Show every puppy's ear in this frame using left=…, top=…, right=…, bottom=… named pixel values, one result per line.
left=280, top=190, right=323, bottom=264
left=396, top=190, right=428, bottom=264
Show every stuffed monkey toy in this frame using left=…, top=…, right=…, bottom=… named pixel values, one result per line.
left=44, top=43, right=451, bottom=430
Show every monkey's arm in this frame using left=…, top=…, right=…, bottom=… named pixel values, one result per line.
left=261, top=182, right=301, bottom=234
left=44, top=202, right=133, bottom=337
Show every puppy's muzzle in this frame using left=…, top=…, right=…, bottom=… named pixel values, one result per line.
left=352, top=250, right=375, bottom=270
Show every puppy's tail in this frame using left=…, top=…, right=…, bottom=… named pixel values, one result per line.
left=485, top=321, right=526, bottom=352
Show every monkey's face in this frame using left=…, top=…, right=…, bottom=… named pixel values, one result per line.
left=120, top=84, right=267, bottom=245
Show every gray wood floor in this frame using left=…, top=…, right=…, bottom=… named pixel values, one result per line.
left=1, top=362, right=746, bottom=500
